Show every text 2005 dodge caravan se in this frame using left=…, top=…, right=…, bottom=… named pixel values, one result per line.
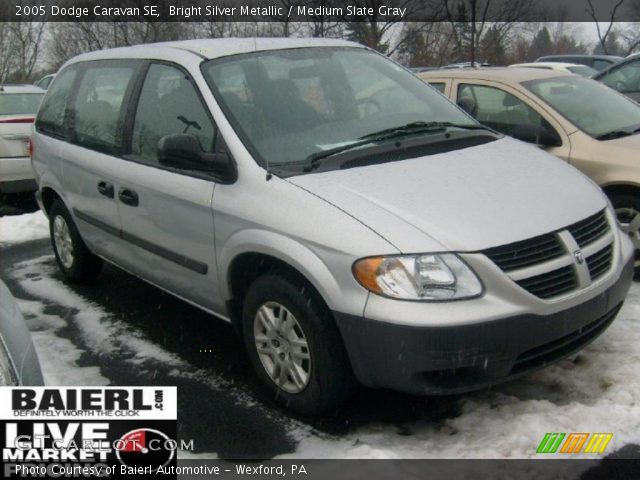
left=32, top=39, right=633, bottom=414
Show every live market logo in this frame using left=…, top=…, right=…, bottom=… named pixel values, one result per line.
left=0, top=387, right=177, bottom=478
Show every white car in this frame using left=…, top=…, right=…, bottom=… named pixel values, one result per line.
left=0, top=85, right=44, bottom=194
left=34, top=74, right=56, bottom=90
left=509, top=62, right=597, bottom=78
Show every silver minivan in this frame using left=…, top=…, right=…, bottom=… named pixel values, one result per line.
left=32, top=39, right=634, bottom=414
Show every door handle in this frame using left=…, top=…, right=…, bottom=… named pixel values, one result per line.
left=97, top=181, right=114, bottom=198
left=118, top=188, right=139, bottom=207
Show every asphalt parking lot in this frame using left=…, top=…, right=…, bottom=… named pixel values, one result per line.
left=1, top=193, right=640, bottom=468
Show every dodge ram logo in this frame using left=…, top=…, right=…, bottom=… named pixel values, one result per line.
left=574, top=250, right=585, bottom=265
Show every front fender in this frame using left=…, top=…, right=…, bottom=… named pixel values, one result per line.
left=218, top=228, right=368, bottom=316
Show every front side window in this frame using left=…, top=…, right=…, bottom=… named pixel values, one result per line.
left=131, top=64, right=216, bottom=165
left=566, top=65, right=597, bottom=78
left=592, top=59, right=613, bottom=71
left=598, top=60, right=640, bottom=94
left=523, top=75, right=640, bottom=139
left=73, top=64, right=136, bottom=153
left=202, top=47, right=478, bottom=173
left=36, top=66, right=78, bottom=136
left=457, top=83, right=551, bottom=138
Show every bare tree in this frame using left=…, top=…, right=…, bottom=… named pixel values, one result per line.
left=586, top=0, right=625, bottom=55
left=342, top=0, right=436, bottom=53
left=397, top=22, right=457, bottom=66
left=4, top=0, right=46, bottom=82
left=444, top=0, right=531, bottom=65
left=0, top=24, right=16, bottom=83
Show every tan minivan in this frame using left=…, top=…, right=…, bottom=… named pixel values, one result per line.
left=420, top=68, right=640, bottom=273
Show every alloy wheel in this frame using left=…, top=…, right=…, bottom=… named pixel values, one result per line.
left=53, top=215, right=74, bottom=269
left=253, top=301, right=311, bottom=394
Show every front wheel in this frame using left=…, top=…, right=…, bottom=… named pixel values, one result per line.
left=49, top=199, right=103, bottom=282
left=242, top=273, right=355, bottom=415
left=610, top=192, right=640, bottom=278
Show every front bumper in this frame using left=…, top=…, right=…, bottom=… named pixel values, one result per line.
left=334, top=253, right=634, bottom=395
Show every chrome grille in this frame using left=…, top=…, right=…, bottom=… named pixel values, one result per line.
left=484, top=234, right=564, bottom=272
left=568, top=210, right=609, bottom=247
left=515, top=265, right=578, bottom=299
left=483, top=210, right=614, bottom=300
left=587, top=244, right=613, bottom=281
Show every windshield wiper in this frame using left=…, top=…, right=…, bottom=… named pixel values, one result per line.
left=358, top=121, right=490, bottom=141
left=302, top=121, right=491, bottom=173
left=303, top=139, right=375, bottom=172
left=596, top=126, right=640, bottom=141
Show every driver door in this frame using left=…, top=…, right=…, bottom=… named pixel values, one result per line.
left=114, top=62, right=222, bottom=312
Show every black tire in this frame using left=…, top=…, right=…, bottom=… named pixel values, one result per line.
left=242, top=273, right=355, bottom=415
left=49, top=199, right=103, bottom=282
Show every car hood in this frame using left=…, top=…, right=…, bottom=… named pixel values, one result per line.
left=287, top=137, right=606, bottom=252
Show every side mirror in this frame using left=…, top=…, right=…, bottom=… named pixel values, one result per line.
left=511, top=123, right=561, bottom=147
left=157, top=134, right=235, bottom=181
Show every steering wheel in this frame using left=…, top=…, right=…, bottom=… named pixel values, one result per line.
left=355, top=98, right=382, bottom=117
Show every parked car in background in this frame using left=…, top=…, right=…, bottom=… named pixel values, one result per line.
left=34, top=74, right=56, bottom=90
left=0, top=85, right=44, bottom=195
left=442, top=61, right=491, bottom=69
left=0, top=279, right=43, bottom=385
left=535, top=54, right=623, bottom=71
left=509, top=62, right=597, bottom=77
left=593, top=53, right=640, bottom=102
left=419, top=67, right=640, bottom=272
left=32, top=39, right=633, bottom=415
left=410, top=67, right=437, bottom=74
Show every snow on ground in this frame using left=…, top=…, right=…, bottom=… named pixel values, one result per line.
left=16, top=298, right=108, bottom=386
left=8, top=255, right=260, bottom=403
left=283, top=287, right=640, bottom=460
left=10, top=253, right=640, bottom=461
left=0, top=210, right=48, bottom=245
left=2, top=212, right=639, bottom=462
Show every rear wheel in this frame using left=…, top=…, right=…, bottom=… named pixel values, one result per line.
left=610, top=192, right=640, bottom=278
left=242, top=273, right=355, bottom=415
left=49, top=199, right=102, bottom=282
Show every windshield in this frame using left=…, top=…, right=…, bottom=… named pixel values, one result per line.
left=202, top=47, right=478, bottom=171
left=523, top=75, right=640, bottom=138
left=567, top=65, right=597, bottom=77
left=0, top=93, right=43, bottom=115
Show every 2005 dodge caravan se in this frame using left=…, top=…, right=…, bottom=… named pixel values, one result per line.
left=32, top=39, right=634, bottom=415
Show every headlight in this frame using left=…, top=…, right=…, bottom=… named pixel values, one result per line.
left=0, top=336, right=17, bottom=385
left=353, top=254, right=482, bottom=301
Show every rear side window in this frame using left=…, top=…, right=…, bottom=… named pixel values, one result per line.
left=40, top=76, right=53, bottom=89
left=130, top=63, right=216, bottom=165
left=0, top=94, right=43, bottom=115
left=36, top=66, right=78, bottom=137
left=429, top=82, right=446, bottom=94
left=73, top=65, right=136, bottom=154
